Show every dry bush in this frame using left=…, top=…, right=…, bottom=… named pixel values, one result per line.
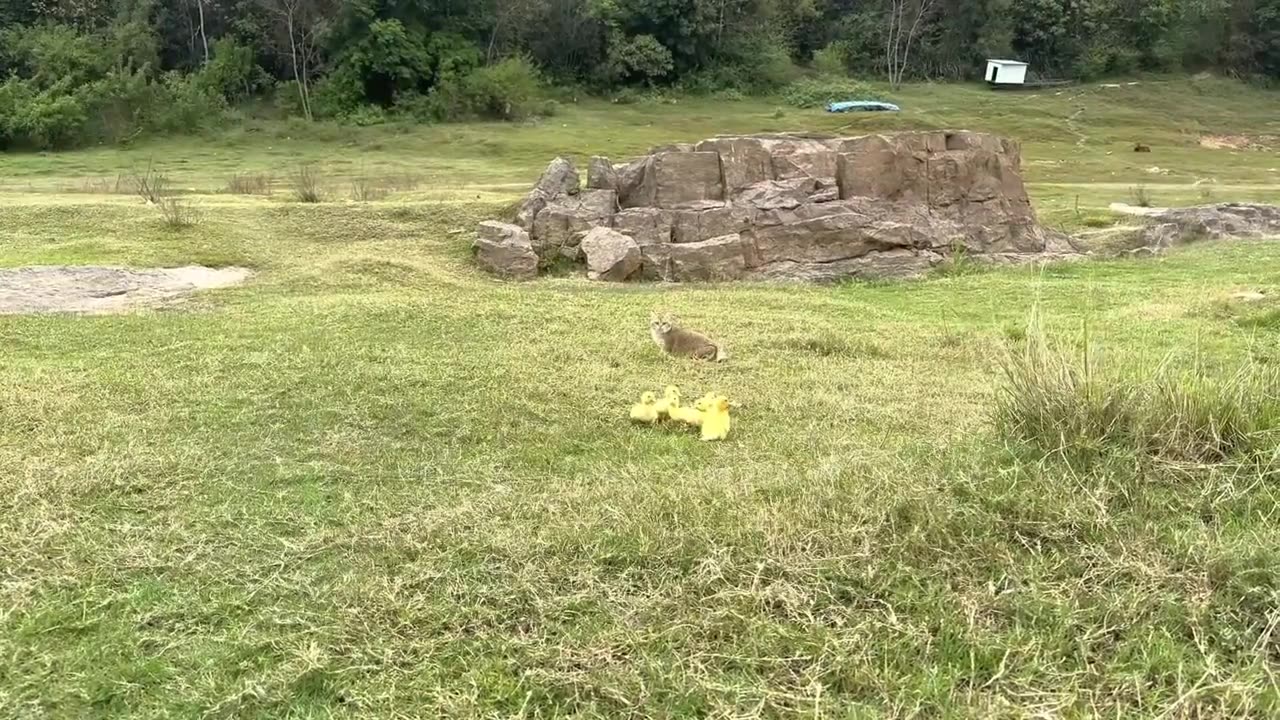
left=1129, top=184, right=1153, bottom=208
left=226, top=172, right=273, bottom=196
left=350, top=175, right=389, bottom=202
left=158, top=196, right=201, bottom=228
left=130, top=162, right=169, bottom=204
left=290, top=164, right=324, bottom=203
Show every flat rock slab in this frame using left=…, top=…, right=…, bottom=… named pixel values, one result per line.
left=0, top=265, right=251, bottom=314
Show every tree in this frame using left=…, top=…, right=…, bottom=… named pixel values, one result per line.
left=884, top=0, right=938, bottom=87
left=257, top=0, right=331, bottom=119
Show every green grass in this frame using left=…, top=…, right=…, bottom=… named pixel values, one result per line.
left=2, top=76, right=1280, bottom=718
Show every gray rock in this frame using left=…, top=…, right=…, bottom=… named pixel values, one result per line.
left=651, top=151, right=725, bottom=208
left=668, top=234, right=749, bottom=281
left=586, top=156, right=618, bottom=191
left=749, top=249, right=942, bottom=283
left=514, top=157, right=581, bottom=230
left=761, top=137, right=838, bottom=184
left=531, top=189, right=618, bottom=259
left=473, top=221, right=538, bottom=280
left=616, top=156, right=655, bottom=208
left=695, top=137, right=774, bottom=196
left=613, top=207, right=673, bottom=245
left=671, top=204, right=753, bottom=244
left=580, top=227, right=641, bottom=282
left=1136, top=203, right=1280, bottom=252
left=734, top=180, right=812, bottom=211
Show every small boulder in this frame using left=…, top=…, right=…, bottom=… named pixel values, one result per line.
left=580, top=227, right=641, bottom=282
left=473, top=221, right=538, bottom=280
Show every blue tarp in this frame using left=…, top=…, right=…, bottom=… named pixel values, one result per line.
left=826, top=101, right=900, bottom=113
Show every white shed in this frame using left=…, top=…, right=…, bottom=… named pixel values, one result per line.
left=985, top=59, right=1028, bottom=86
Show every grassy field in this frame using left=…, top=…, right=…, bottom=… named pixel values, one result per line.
left=2, top=76, right=1280, bottom=718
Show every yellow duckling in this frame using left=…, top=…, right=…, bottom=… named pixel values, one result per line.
left=630, top=391, right=659, bottom=423
left=700, top=396, right=732, bottom=441
left=654, top=385, right=681, bottom=420
left=672, top=399, right=705, bottom=427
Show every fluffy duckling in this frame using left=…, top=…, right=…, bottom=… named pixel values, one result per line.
left=700, top=396, right=731, bottom=441
left=654, top=385, right=681, bottom=420
left=630, top=391, right=659, bottom=423
left=672, top=398, right=705, bottom=427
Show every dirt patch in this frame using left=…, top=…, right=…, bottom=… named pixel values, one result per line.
left=1199, top=134, right=1279, bottom=151
left=0, top=265, right=251, bottom=314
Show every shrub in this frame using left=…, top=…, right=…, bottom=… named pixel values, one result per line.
left=196, top=39, right=268, bottom=103
left=226, top=172, right=272, bottom=195
left=0, top=77, right=87, bottom=149
left=812, top=43, right=849, bottom=76
left=783, top=76, right=881, bottom=108
left=157, top=195, right=200, bottom=228
left=1130, top=184, right=1153, bottom=208
left=605, top=34, right=674, bottom=86
left=428, top=56, right=546, bottom=121
left=350, top=174, right=389, bottom=202
left=290, top=164, right=324, bottom=203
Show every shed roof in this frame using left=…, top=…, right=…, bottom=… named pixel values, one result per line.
left=986, top=59, right=1028, bottom=66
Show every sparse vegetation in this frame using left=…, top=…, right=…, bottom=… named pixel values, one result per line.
left=290, top=164, right=324, bottom=203
left=998, top=312, right=1280, bottom=464
left=226, top=172, right=273, bottom=196
left=3, top=78, right=1280, bottom=719
left=1130, top=183, right=1154, bottom=208
left=349, top=174, right=390, bottom=202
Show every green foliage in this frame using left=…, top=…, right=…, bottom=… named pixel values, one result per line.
left=782, top=75, right=880, bottom=108
left=605, top=33, right=674, bottom=85
left=195, top=39, right=267, bottom=103
left=427, top=56, right=546, bottom=121
left=811, top=43, right=848, bottom=76
left=0, top=77, right=87, bottom=149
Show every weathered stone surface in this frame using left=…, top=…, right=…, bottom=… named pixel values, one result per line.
left=747, top=201, right=934, bottom=265
left=1136, top=203, right=1280, bottom=252
left=531, top=189, right=617, bottom=259
left=748, top=249, right=942, bottom=283
left=616, top=156, right=655, bottom=208
left=671, top=204, right=754, bottom=244
left=734, top=180, right=811, bottom=211
left=580, top=227, right=641, bottom=282
left=695, top=137, right=774, bottom=195
left=515, top=157, right=581, bottom=230
left=651, top=151, right=725, bottom=208
left=587, top=156, right=618, bottom=191
left=473, top=221, right=538, bottom=280
left=761, top=137, right=839, bottom=183
left=613, top=207, right=673, bottom=245
left=668, top=234, right=749, bottom=281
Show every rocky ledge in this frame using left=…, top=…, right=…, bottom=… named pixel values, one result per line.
left=1132, top=203, right=1280, bottom=255
left=474, top=131, right=1081, bottom=282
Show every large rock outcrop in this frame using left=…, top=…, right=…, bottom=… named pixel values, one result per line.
left=476, top=131, right=1078, bottom=282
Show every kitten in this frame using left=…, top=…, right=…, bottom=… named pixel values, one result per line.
left=649, top=315, right=728, bottom=361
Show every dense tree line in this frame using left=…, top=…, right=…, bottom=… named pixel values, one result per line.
left=1, top=0, right=1277, bottom=148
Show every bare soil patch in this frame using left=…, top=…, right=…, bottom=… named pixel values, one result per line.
left=0, top=265, right=250, bottom=314
left=1199, top=134, right=1279, bottom=151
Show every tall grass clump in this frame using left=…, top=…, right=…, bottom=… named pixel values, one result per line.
left=996, top=315, right=1136, bottom=456
left=996, top=312, right=1280, bottom=466
left=290, top=164, right=324, bottom=203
